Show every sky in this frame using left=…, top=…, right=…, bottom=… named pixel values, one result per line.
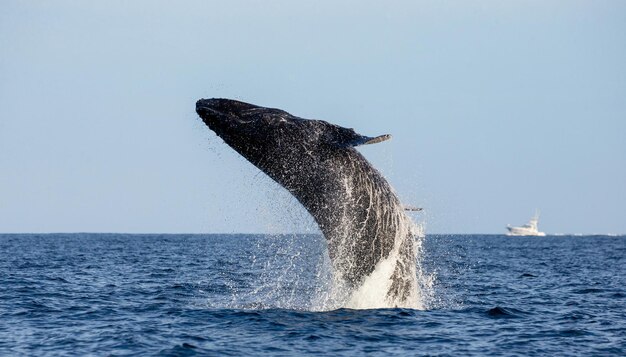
left=0, top=1, right=624, bottom=234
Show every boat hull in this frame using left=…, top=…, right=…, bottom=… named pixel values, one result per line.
left=506, top=226, right=546, bottom=236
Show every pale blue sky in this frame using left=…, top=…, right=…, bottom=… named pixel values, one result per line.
left=1, top=1, right=624, bottom=234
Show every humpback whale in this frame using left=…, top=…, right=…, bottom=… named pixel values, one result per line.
left=196, top=98, right=418, bottom=307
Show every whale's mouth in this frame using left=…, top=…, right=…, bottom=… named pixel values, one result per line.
left=196, top=98, right=261, bottom=129
left=196, top=99, right=230, bottom=124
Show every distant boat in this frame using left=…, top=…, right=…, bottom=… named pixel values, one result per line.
left=506, top=211, right=546, bottom=236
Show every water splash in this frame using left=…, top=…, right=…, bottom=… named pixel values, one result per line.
left=320, top=216, right=434, bottom=311
left=220, top=174, right=435, bottom=311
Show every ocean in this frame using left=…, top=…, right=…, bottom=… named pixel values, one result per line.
left=0, top=233, right=624, bottom=356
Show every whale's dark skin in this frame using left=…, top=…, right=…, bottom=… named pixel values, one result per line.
left=196, top=98, right=415, bottom=303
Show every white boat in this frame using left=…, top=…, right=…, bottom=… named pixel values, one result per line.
left=506, top=211, right=546, bottom=236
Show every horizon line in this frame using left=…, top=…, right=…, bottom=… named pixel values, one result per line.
left=0, top=232, right=624, bottom=237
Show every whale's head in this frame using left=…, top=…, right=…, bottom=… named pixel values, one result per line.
left=196, top=98, right=391, bottom=170
left=196, top=98, right=297, bottom=150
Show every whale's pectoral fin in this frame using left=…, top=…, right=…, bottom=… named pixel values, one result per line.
left=328, top=125, right=392, bottom=148
left=359, top=134, right=392, bottom=146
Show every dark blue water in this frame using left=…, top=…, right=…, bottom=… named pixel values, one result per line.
left=1, top=234, right=624, bottom=356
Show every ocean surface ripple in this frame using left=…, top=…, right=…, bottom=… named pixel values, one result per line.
left=0, top=234, right=624, bottom=356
